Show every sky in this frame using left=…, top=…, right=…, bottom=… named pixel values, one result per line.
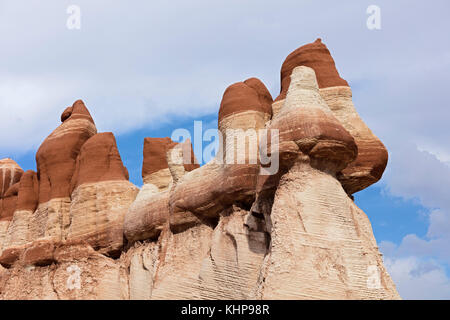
left=1, top=0, right=450, bottom=299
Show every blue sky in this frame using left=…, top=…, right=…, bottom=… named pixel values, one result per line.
left=1, top=0, right=450, bottom=299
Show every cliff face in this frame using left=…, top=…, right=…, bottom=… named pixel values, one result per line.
left=0, top=40, right=399, bottom=300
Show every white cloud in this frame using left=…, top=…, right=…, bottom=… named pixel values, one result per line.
left=381, top=144, right=450, bottom=265
left=3, top=0, right=448, bottom=155
left=382, top=255, right=450, bottom=300
left=379, top=143, right=450, bottom=298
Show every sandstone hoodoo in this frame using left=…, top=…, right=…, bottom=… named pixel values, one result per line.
left=0, top=159, right=23, bottom=225
left=124, top=137, right=199, bottom=244
left=0, top=159, right=23, bottom=200
left=275, top=38, right=349, bottom=102
left=274, top=39, right=388, bottom=194
left=0, top=170, right=39, bottom=264
left=218, top=77, right=273, bottom=206
left=36, top=99, right=97, bottom=205
left=67, top=132, right=139, bottom=256
left=141, top=137, right=198, bottom=191
left=16, top=170, right=39, bottom=213
left=258, top=66, right=396, bottom=299
left=0, top=40, right=399, bottom=300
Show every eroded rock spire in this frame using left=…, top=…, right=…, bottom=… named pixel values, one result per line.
left=0, top=40, right=399, bottom=300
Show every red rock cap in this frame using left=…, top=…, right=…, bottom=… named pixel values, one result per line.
left=0, top=159, right=23, bottom=199
left=270, top=66, right=357, bottom=172
left=219, top=77, right=273, bottom=123
left=36, top=99, right=97, bottom=204
left=70, top=132, right=130, bottom=193
left=0, top=183, right=19, bottom=221
left=16, top=170, right=39, bottom=212
left=275, top=38, right=348, bottom=102
left=142, top=137, right=198, bottom=179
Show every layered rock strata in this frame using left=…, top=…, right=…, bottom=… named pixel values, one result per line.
left=0, top=39, right=399, bottom=300
left=33, top=100, right=97, bottom=245
left=67, top=132, right=139, bottom=256
left=0, top=159, right=24, bottom=257
left=0, top=100, right=138, bottom=267
left=256, top=66, right=396, bottom=299
left=274, top=39, right=388, bottom=194
left=0, top=159, right=23, bottom=222
left=124, top=138, right=198, bottom=243
left=0, top=171, right=39, bottom=265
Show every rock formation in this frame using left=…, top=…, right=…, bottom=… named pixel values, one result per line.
left=256, top=66, right=395, bottom=299
left=32, top=99, right=97, bottom=248
left=0, top=159, right=24, bottom=259
left=274, top=39, right=388, bottom=194
left=0, top=39, right=399, bottom=300
left=67, top=132, right=139, bottom=256
left=0, top=159, right=23, bottom=221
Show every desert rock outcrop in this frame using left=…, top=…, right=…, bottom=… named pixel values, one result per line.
left=0, top=159, right=23, bottom=200
left=124, top=138, right=198, bottom=243
left=274, top=39, right=388, bottom=194
left=67, top=132, right=139, bottom=256
left=256, top=66, right=397, bottom=299
left=32, top=100, right=97, bottom=246
left=0, top=171, right=39, bottom=266
left=0, top=39, right=399, bottom=300
left=0, top=100, right=138, bottom=268
left=0, top=159, right=24, bottom=260
left=0, top=159, right=23, bottom=222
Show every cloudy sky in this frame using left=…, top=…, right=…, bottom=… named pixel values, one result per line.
left=1, top=0, right=449, bottom=299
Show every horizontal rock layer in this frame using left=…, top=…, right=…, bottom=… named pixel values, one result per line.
left=272, top=39, right=388, bottom=194
left=0, top=39, right=398, bottom=300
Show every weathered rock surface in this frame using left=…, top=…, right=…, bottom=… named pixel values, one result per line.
left=274, top=39, right=388, bottom=194
left=67, top=132, right=139, bottom=256
left=0, top=40, right=399, bottom=300
left=0, top=243, right=127, bottom=300
left=0, top=158, right=23, bottom=257
left=269, top=66, right=357, bottom=173
left=0, top=184, right=19, bottom=223
left=124, top=138, right=198, bottom=243
left=142, top=137, right=198, bottom=191
left=32, top=100, right=97, bottom=246
left=0, top=171, right=39, bottom=265
left=36, top=100, right=97, bottom=204
left=124, top=205, right=268, bottom=300
left=256, top=67, right=398, bottom=299
left=321, top=85, right=388, bottom=194
left=142, top=137, right=177, bottom=191
left=166, top=77, right=274, bottom=235
left=0, top=159, right=23, bottom=200
left=218, top=78, right=273, bottom=207
left=0, top=100, right=139, bottom=268
left=0, top=159, right=23, bottom=229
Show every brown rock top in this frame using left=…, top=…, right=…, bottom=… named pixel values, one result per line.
left=142, top=137, right=177, bottom=178
left=0, top=159, right=23, bottom=199
left=16, top=170, right=39, bottom=213
left=270, top=66, right=357, bottom=172
left=36, top=99, right=97, bottom=204
left=275, top=38, right=348, bottom=101
left=142, top=137, right=198, bottom=179
left=219, top=77, right=273, bottom=122
left=70, top=132, right=129, bottom=192
left=0, top=183, right=19, bottom=222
